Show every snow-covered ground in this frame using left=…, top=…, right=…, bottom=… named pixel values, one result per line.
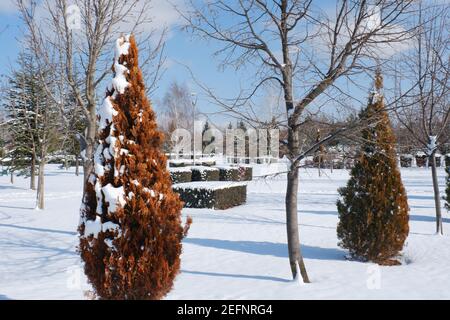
left=0, top=165, right=448, bottom=300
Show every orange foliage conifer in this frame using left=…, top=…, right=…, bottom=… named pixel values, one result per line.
left=79, top=35, right=189, bottom=299
left=337, top=69, right=409, bottom=265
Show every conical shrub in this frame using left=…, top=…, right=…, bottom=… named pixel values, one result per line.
left=79, top=35, right=190, bottom=299
left=337, top=70, right=409, bottom=265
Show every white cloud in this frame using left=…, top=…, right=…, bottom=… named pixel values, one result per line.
left=151, top=0, right=185, bottom=31
left=0, top=0, right=17, bottom=14
left=114, top=0, right=185, bottom=40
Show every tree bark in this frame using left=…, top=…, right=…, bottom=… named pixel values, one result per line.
left=75, top=155, right=79, bottom=176
left=430, top=152, right=443, bottom=235
left=286, top=166, right=310, bottom=283
left=64, top=156, right=69, bottom=170
left=30, top=152, right=36, bottom=190
left=83, top=112, right=96, bottom=192
left=36, top=160, right=45, bottom=210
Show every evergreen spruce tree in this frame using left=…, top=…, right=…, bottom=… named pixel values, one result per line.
left=79, top=35, right=190, bottom=300
left=4, top=51, right=58, bottom=196
left=4, top=53, right=39, bottom=183
left=336, top=70, right=409, bottom=265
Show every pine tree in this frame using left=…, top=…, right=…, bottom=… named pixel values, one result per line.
left=4, top=51, right=59, bottom=201
left=79, top=35, right=190, bottom=300
left=336, top=70, right=409, bottom=265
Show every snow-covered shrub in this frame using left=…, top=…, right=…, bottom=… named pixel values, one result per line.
left=191, top=166, right=220, bottom=181
left=173, top=182, right=247, bottom=209
left=218, top=167, right=240, bottom=181
left=170, top=168, right=192, bottom=184
left=337, top=70, right=409, bottom=265
left=79, top=35, right=190, bottom=300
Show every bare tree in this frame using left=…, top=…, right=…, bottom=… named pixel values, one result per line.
left=180, top=0, right=416, bottom=282
left=395, top=2, right=449, bottom=235
left=16, top=0, right=166, bottom=191
left=159, top=81, right=198, bottom=152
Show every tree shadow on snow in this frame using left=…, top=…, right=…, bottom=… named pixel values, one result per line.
left=0, top=223, right=77, bottom=236
left=184, top=238, right=346, bottom=261
left=409, top=214, right=450, bottom=224
left=407, top=194, right=434, bottom=200
left=0, top=204, right=35, bottom=210
left=0, top=184, right=28, bottom=191
left=181, top=270, right=291, bottom=283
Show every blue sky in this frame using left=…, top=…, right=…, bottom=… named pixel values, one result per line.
left=0, top=2, right=253, bottom=126
left=0, top=0, right=411, bottom=127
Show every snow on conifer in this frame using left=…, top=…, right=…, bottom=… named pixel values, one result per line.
left=79, top=35, right=190, bottom=300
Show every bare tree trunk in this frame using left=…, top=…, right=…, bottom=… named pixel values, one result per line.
left=75, top=155, right=79, bottom=176
left=36, top=159, right=45, bottom=210
left=10, top=170, right=14, bottom=184
left=30, top=152, right=36, bottom=190
left=318, top=156, right=322, bottom=177
left=64, top=156, right=69, bottom=170
left=286, top=167, right=310, bottom=283
left=430, top=152, right=443, bottom=235
left=83, top=112, right=96, bottom=192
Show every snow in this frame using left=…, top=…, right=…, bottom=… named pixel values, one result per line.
left=111, top=63, right=129, bottom=95
left=169, top=167, right=193, bottom=173
left=416, top=151, right=427, bottom=157
left=115, top=36, right=130, bottom=58
left=1, top=165, right=450, bottom=300
left=82, top=217, right=120, bottom=239
left=97, top=97, right=117, bottom=131
left=426, top=136, right=438, bottom=156
left=190, top=166, right=219, bottom=172
left=110, top=36, right=130, bottom=97
left=93, top=144, right=105, bottom=177
left=173, top=181, right=247, bottom=191
left=101, top=184, right=126, bottom=213
left=84, top=216, right=102, bottom=238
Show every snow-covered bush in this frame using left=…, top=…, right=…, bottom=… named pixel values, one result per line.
left=79, top=35, right=190, bottom=300
left=191, top=166, right=220, bottom=181
left=170, top=168, right=192, bottom=184
left=173, top=182, right=247, bottom=209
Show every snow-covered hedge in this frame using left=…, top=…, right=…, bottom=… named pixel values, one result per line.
left=218, top=167, right=240, bottom=181
left=168, top=159, right=216, bottom=167
left=191, top=166, right=220, bottom=182
left=170, top=168, right=192, bottom=184
left=173, top=182, right=247, bottom=210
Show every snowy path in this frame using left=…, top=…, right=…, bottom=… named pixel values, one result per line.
left=0, top=166, right=449, bottom=299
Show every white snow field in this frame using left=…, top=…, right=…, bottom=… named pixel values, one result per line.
left=0, top=165, right=449, bottom=300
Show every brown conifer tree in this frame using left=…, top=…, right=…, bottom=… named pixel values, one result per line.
left=79, top=35, right=190, bottom=299
left=336, top=69, right=409, bottom=265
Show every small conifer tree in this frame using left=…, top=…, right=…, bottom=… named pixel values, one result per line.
left=336, top=69, right=409, bottom=265
left=79, top=35, right=190, bottom=300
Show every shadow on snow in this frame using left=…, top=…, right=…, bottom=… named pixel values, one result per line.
left=184, top=238, right=346, bottom=261
left=181, top=270, right=291, bottom=283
